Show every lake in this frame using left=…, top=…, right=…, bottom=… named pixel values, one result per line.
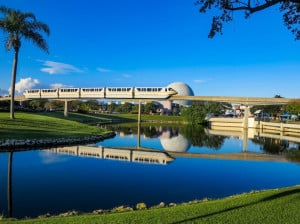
left=1, top=125, right=300, bottom=218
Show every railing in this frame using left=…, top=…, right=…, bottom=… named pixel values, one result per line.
left=259, top=121, right=300, bottom=136
left=208, top=118, right=300, bottom=136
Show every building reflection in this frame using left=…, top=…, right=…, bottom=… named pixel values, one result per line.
left=158, top=128, right=191, bottom=152
left=114, top=125, right=300, bottom=157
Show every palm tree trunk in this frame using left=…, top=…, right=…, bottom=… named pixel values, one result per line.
left=10, top=49, right=19, bottom=120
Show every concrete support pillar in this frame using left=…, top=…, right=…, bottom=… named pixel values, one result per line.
left=137, top=100, right=141, bottom=148
left=64, top=100, right=69, bottom=117
left=243, top=105, right=249, bottom=129
left=242, top=105, right=249, bottom=153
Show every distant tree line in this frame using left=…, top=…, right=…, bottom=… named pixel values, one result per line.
left=0, top=99, right=163, bottom=115
left=251, top=100, right=300, bottom=117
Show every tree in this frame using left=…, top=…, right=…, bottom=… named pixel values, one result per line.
left=250, top=104, right=283, bottom=116
left=107, top=102, right=118, bottom=113
left=181, top=101, right=228, bottom=124
left=286, top=100, right=300, bottom=115
left=29, top=99, right=48, bottom=110
left=0, top=6, right=50, bottom=119
left=144, top=102, right=158, bottom=114
left=117, top=102, right=133, bottom=113
left=195, top=0, right=300, bottom=40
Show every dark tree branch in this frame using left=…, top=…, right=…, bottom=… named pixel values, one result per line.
left=226, top=0, right=281, bottom=13
left=196, top=0, right=300, bottom=39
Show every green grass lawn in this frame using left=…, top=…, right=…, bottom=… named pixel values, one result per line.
left=2, top=185, right=300, bottom=224
left=114, top=113, right=186, bottom=123
left=0, top=112, right=110, bottom=140
left=0, top=111, right=183, bottom=140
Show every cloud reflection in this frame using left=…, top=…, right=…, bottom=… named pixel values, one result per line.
left=39, top=151, right=69, bottom=164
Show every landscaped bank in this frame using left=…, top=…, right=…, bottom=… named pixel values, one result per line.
left=0, top=112, right=115, bottom=149
left=1, top=185, right=300, bottom=224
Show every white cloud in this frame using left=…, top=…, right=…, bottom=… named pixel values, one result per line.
left=40, top=60, right=83, bottom=74
left=50, top=83, right=73, bottom=89
left=97, top=67, right=112, bottom=73
left=9, top=77, right=39, bottom=94
left=122, top=74, right=132, bottom=78
left=194, top=79, right=206, bottom=84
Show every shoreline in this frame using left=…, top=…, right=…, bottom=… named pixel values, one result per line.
left=0, top=132, right=116, bottom=151
left=2, top=185, right=300, bottom=223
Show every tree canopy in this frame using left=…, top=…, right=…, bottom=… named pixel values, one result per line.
left=0, top=6, right=50, bottom=119
left=195, top=0, right=300, bottom=40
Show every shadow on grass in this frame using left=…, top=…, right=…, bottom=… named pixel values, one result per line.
left=36, top=111, right=136, bottom=124
left=172, top=188, right=300, bottom=224
left=0, top=128, right=61, bottom=139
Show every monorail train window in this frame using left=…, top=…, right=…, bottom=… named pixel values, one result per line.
left=147, top=88, right=151, bottom=91
left=28, top=90, right=39, bottom=93
left=136, top=88, right=141, bottom=91
left=117, top=88, right=121, bottom=92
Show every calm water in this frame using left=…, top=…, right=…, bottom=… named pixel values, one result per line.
left=1, top=125, right=300, bottom=218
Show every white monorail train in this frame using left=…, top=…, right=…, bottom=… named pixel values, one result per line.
left=24, top=86, right=177, bottom=99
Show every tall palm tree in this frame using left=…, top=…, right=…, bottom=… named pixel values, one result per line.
left=0, top=6, right=50, bottom=119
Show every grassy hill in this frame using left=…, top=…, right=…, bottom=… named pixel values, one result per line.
left=0, top=112, right=110, bottom=140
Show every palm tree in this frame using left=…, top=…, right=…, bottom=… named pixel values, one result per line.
left=0, top=6, right=50, bottom=119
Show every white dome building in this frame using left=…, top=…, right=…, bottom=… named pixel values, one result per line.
left=167, top=82, right=194, bottom=106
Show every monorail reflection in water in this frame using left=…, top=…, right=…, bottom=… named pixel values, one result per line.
left=49, top=145, right=174, bottom=165
left=1, top=125, right=300, bottom=219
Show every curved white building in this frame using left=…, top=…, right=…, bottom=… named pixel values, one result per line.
left=167, top=82, right=194, bottom=106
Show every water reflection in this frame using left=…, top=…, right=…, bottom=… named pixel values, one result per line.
left=7, top=152, right=13, bottom=218
left=108, top=125, right=227, bottom=152
left=104, top=124, right=300, bottom=162
left=1, top=125, right=300, bottom=219
left=49, top=146, right=174, bottom=165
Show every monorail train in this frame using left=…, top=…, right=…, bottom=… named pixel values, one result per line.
left=24, top=86, right=177, bottom=99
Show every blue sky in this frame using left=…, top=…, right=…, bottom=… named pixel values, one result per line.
left=0, top=0, right=299, bottom=97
